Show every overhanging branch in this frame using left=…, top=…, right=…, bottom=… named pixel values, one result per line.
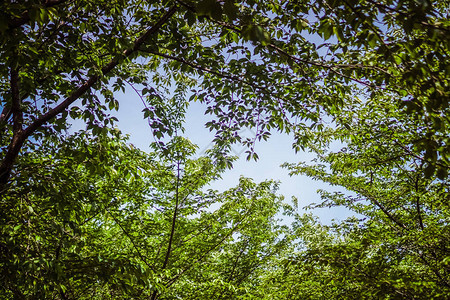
left=23, top=5, right=178, bottom=139
left=141, top=49, right=314, bottom=115
left=0, top=5, right=178, bottom=185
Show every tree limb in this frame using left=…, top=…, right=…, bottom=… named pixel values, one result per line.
left=0, top=5, right=178, bottom=185
left=106, top=207, right=154, bottom=271
left=150, top=158, right=181, bottom=300
left=23, top=5, right=178, bottom=138
left=353, top=186, right=407, bottom=230
left=163, top=200, right=257, bottom=290
left=10, top=68, right=23, bottom=133
left=141, top=49, right=313, bottom=115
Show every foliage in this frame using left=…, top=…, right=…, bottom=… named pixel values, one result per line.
left=0, top=131, right=287, bottom=299
left=278, top=96, right=449, bottom=299
left=1, top=1, right=449, bottom=299
left=1, top=0, right=448, bottom=183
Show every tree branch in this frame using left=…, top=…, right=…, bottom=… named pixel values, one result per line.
left=0, top=68, right=24, bottom=187
left=162, top=159, right=181, bottom=270
left=365, top=0, right=450, bottom=33
left=10, top=68, right=23, bottom=133
left=211, top=18, right=404, bottom=93
left=106, top=207, right=154, bottom=271
left=415, top=174, right=424, bottom=230
left=163, top=200, right=257, bottom=291
left=23, top=5, right=178, bottom=139
left=141, top=49, right=313, bottom=115
left=0, top=5, right=178, bottom=186
left=353, top=186, right=407, bottom=230
left=150, top=158, right=182, bottom=300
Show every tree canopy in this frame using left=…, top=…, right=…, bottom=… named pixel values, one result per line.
left=1, top=132, right=288, bottom=298
left=0, top=0, right=449, bottom=299
left=1, top=0, right=448, bottom=182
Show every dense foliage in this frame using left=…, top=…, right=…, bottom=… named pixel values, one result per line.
left=277, top=98, right=450, bottom=299
left=2, top=0, right=448, bottom=182
left=1, top=0, right=449, bottom=299
left=1, top=132, right=288, bottom=299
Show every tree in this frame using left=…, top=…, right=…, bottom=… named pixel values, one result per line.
left=1, top=1, right=449, bottom=298
left=278, top=93, right=449, bottom=298
left=0, top=130, right=288, bottom=299
left=1, top=130, right=155, bottom=298
left=2, top=0, right=448, bottom=185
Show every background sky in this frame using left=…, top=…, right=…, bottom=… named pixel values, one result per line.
left=75, top=90, right=355, bottom=225
left=63, top=11, right=356, bottom=225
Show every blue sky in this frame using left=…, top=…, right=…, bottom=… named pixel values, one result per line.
left=64, top=14, right=355, bottom=225
left=91, top=90, right=354, bottom=225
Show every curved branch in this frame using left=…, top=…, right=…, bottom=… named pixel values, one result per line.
left=0, top=5, right=178, bottom=185
left=23, top=5, right=178, bottom=138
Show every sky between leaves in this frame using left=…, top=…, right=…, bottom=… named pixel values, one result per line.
left=70, top=88, right=355, bottom=225
left=65, top=7, right=357, bottom=225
